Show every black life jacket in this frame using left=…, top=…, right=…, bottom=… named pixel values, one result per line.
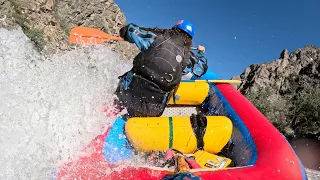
left=132, top=31, right=191, bottom=92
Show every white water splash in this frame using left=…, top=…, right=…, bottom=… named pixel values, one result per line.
left=0, top=28, right=132, bottom=179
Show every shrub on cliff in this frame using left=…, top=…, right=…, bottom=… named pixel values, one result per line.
left=246, top=86, right=320, bottom=139
left=290, top=86, right=320, bottom=138
left=246, top=90, right=293, bottom=137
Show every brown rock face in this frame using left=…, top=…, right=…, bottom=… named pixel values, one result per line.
left=234, top=45, right=320, bottom=139
left=0, top=0, right=139, bottom=60
left=55, top=0, right=125, bottom=37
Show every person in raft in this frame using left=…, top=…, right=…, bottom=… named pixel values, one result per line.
left=104, top=20, right=210, bottom=117
left=104, top=20, right=194, bottom=117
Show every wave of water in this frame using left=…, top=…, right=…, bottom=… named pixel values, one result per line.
left=0, top=28, right=132, bottom=179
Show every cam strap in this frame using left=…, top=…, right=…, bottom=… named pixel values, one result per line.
left=164, top=149, right=201, bottom=171
left=190, top=113, right=207, bottom=150
left=167, top=86, right=179, bottom=104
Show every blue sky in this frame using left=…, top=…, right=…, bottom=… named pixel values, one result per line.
left=115, top=0, right=320, bottom=79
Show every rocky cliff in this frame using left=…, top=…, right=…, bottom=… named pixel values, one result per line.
left=0, top=0, right=139, bottom=60
left=234, top=45, right=320, bottom=140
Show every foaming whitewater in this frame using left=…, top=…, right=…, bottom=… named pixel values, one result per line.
left=0, top=28, right=132, bottom=179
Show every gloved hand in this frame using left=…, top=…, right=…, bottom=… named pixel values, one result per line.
left=119, top=23, right=157, bottom=51
left=119, top=23, right=139, bottom=40
left=197, top=45, right=205, bottom=52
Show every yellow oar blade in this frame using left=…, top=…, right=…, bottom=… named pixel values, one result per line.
left=69, top=26, right=123, bottom=45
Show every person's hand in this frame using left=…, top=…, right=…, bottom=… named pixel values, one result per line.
left=197, top=45, right=205, bottom=52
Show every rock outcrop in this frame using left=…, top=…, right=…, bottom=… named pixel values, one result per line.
left=234, top=45, right=320, bottom=139
left=0, top=0, right=139, bottom=60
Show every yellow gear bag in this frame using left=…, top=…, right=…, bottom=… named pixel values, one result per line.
left=125, top=116, right=233, bottom=154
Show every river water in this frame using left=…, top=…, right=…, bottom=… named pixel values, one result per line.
left=290, top=138, right=320, bottom=171
left=0, top=28, right=131, bottom=179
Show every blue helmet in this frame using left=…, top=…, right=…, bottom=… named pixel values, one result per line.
left=173, top=20, right=195, bottom=38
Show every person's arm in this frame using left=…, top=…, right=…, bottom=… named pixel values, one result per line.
left=119, top=23, right=158, bottom=51
left=192, top=48, right=208, bottom=78
left=119, top=23, right=164, bottom=40
left=196, top=51, right=208, bottom=66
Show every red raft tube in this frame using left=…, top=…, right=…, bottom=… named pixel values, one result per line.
left=54, top=80, right=307, bottom=180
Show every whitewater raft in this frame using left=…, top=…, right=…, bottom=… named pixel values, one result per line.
left=55, top=71, right=307, bottom=180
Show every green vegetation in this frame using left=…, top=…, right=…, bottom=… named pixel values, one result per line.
left=246, top=90, right=271, bottom=116
left=246, top=86, right=320, bottom=138
left=246, top=89, right=293, bottom=137
left=10, top=1, right=45, bottom=51
left=290, top=86, right=320, bottom=137
left=54, top=13, right=70, bottom=36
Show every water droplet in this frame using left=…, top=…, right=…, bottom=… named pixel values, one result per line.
left=290, top=161, right=294, bottom=164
